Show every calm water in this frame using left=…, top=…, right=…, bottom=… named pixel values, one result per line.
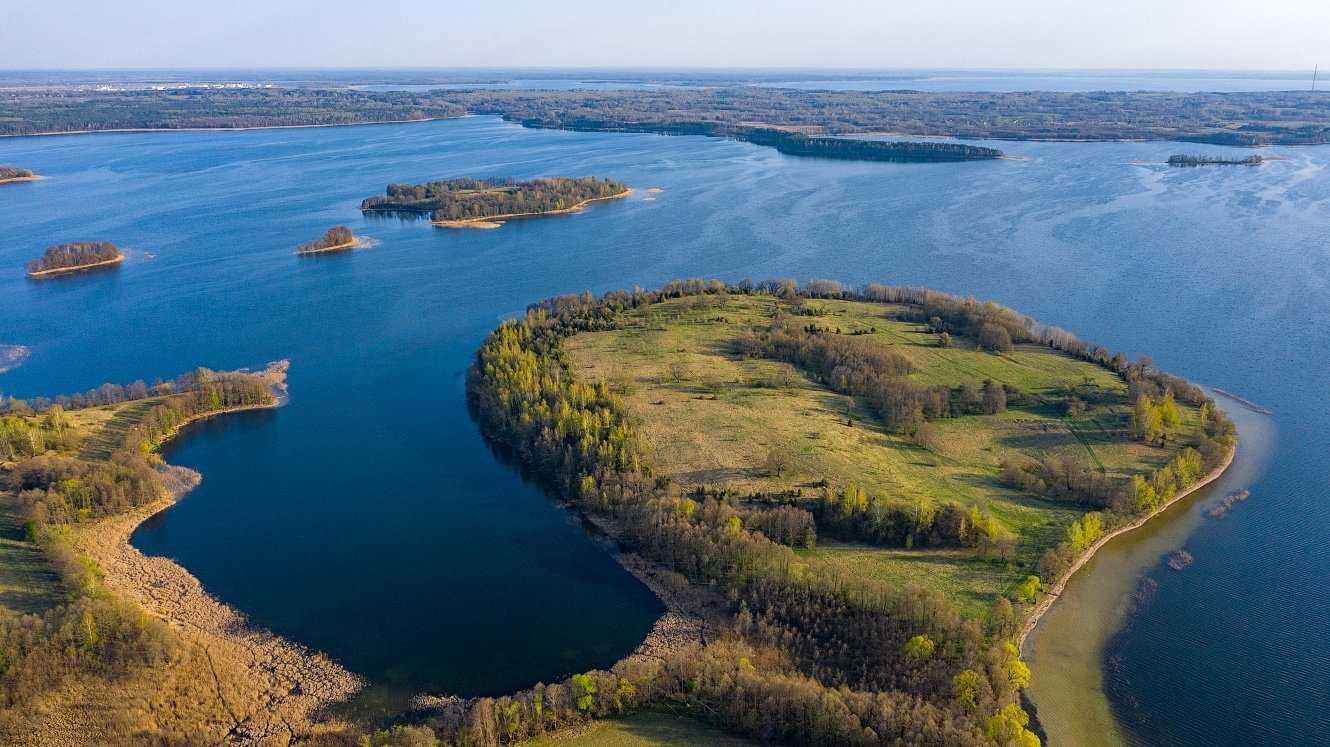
left=1, top=117, right=1329, bottom=742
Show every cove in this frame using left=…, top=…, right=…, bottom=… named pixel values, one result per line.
left=2, top=116, right=1329, bottom=741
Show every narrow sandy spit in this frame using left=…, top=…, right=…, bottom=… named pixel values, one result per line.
left=1016, top=443, right=1237, bottom=652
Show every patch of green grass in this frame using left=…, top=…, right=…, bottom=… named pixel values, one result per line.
left=526, top=709, right=757, bottom=747
left=0, top=494, right=63, bottom=617
left=565, top=295, right=1202, bottom=614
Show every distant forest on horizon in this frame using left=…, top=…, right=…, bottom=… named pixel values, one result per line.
left=3, top=86, right=1329, bottom=145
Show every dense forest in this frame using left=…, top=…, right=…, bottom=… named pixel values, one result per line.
left=360, top=177, right=628, bottom=222
left=296, top=225, right=355, bottom=254
left=0, top=166, right=35, bottom=181
left=4, top=86, right=1329, bottom=145
left=0, top=87, right=465, bottom=135
left=25, top=241, right=122, bottom=275
left=1167, top=154, right=1264, bottom=166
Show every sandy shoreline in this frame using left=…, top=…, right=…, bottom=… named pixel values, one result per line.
left=296, top=240, right=357, bottom=255
left=26, top=254, right=124, bottom=278
left=1017, top=443, right=1237, bottom=652
left=430, top=188, right=634, bottom=228
left=68, top=362, right=362, bottom=740
left=0, top=175, right=43, bottom=185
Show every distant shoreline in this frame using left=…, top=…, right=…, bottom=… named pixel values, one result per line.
left=26, top=253, right=124, bottom=278
left=0, top=116, right=453, bottom=140
left=430, top=187, right=633, bottom=228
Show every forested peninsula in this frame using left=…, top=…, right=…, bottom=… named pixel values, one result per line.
left=389, top=278, right=1237, bottom=747
left=25, top=241, right=123, bottom=277
left=361, top=176, right=630, bottom=227
left=1167, top=154, right=1264, bottom=166
left=296, top=225, right=356, bottom=254
left=4, top=86, right=1329, bottom=146
left=0, top=166, right=38, bottom=184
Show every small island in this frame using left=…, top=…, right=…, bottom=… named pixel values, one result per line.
left=361, top=176, right=630, bottom=228
left=0, top=166, right=39, bottom=184
left=296, top=225, right=357, bottom=255
left=1168, top=153, right=1264, bottom=167
left=26, top=241, right=124, bottom=278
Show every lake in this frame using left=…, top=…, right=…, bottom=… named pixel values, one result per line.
left=1, top=116, right=1328, bottom=742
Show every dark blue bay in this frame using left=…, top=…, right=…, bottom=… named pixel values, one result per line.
left=1, top=116, right=1328, bottom=741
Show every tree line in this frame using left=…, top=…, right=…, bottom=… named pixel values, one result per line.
left=360, top=177, right=627, bottom=222
left=741, top=127, right=1002, bottom=162
left=738, top=316, right=1011, bottom=433
left=26, top=241, right=121, bottom=274
left=1, top=366, right=229, bottom=415
left=815, top=485, right=1015, bottom=559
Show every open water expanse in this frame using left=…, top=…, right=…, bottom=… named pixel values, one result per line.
left=1, top=115, right=1328, bottom=742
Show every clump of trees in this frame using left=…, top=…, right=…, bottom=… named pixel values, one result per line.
left=815, top=485, right=1015, bottom=559
left=999, top=455, right=1118, bottom=506
left=360, top=177, right=628, bottom=222
left=295, top=225, right=354, bottom=254
left=0, top=166, right=34, bottom=180
left=26, top=241, right=122, bottom=275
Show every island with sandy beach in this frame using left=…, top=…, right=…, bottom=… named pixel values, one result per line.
left=0, top=166, right=40, bottom=185
left=296, top=225, right=358, bottom=254
left=25, top=240, right=124, bottom=278
left=360, top=176, right=629, bottom=229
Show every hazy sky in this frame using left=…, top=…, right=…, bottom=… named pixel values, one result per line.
left=2, top=0, right=1327, bottom=70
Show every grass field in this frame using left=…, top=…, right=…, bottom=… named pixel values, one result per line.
left=565, top=295, right=1200, bottom=616
left=0, top=397, right=167, bottom=619
left=526, top=709, right=757, bottom=747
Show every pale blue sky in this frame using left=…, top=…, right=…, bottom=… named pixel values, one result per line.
left=2, top=0, right=1326, bottom=70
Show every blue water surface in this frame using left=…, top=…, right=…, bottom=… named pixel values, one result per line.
left=1, top=117, right=1328, bottom=742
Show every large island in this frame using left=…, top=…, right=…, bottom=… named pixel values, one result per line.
left=361, top=176, right=630, bottom=228
left=442, top=280, right=1236, bottom=746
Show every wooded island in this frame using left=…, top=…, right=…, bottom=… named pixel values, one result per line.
left=296, top=226, right=356, bottom=254
left=361, top=176, right=630, bottom=227
left=26, top=241, right=124, bottom=277
left=0, top=166, right=38, bottom=184
left=1167, top=153, right=1264, bottom=166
